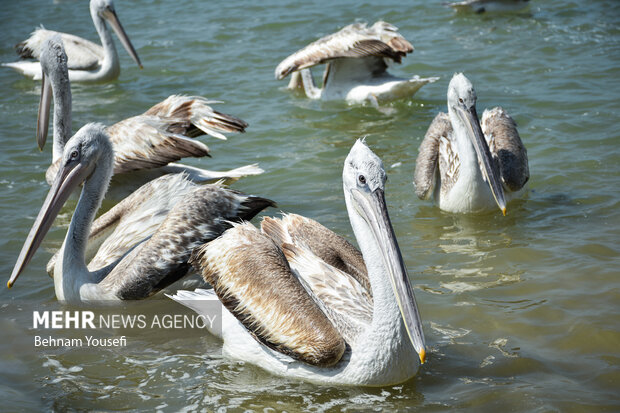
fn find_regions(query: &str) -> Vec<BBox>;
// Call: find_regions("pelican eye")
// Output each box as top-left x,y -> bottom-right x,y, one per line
458,98 -> 464,104
70,150 -> 79,160
358,174 -> 367,185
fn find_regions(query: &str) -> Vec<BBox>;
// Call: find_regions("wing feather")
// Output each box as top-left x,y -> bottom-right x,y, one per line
16,28 -> 102,70
414,112 -> 451,200
144,95 -> 249,140
481,107 -> 529,192
275,21 -> 413,79
46,173 -> 196,276
261,214 -> 370,294
99,186 -> 275,299
45,95 -> 250,182
106,115 -> 212,175
280,242 -> 372,345
190,222 -> 346,367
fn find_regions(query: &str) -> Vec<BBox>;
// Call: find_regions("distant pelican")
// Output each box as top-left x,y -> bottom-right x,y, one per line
170,139 -> 426,386
37,37 -> 261,193
8,124 -> 275,303
275,21 -> 438,105
446,0 -> 531,13
414,73 -> 529,214
3,0 -> 141,82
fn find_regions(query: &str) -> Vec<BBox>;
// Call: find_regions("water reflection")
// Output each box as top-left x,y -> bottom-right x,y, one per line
414,209 -> 526,296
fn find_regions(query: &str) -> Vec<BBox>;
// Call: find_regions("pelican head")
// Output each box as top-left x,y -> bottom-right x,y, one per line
447,73 -> 507,215
343,139 -> 426,364
90,0 -> 142,69
37,36 -> 70,151
8,123 -> 114,289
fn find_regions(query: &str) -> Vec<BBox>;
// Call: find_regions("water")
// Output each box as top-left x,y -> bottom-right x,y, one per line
1,0 -> 619,410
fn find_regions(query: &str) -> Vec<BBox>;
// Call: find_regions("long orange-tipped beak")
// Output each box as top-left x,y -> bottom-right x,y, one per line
351,187 -> 426,366
456,104 -> 507,215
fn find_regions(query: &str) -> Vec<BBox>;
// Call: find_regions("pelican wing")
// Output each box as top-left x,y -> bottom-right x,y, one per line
97,186 -> 275,300
414,112 -> 452,200
144,95 -> 249,140
275,21 -> 413,79
481,107 -> 529,192
45,95 -> 250,182
44,119 -> 211,183
47,173 -> 197,277
17,28 -> 102,70
106,115 -> 212,175
261,214 -> 370,294
190,222 -> 346,367
280,242 -> 372,345
87,174 -> 198,271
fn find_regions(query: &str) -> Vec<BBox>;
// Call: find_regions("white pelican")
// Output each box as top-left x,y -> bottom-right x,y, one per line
37,37 -> 261,193
170,139 -> 426,386
3,0 -> 141,82
7,123 -> 276,303
446,0 -> 531,13
413,73 -> 529,214
275,21 -> 439,105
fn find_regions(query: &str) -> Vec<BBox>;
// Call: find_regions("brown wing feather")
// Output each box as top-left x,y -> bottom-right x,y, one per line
275,21 -> 413,79
99,187 -> 275,300
190,222 -> 345,367
261,214 -> 370,295
45,119 -> 212,184
47,174 -> 197,277
144,95 -> 249,138
106,116 -> 211,175
481,107 -> 529,192
414,112 -> 451,200
46,95 -> 250,182
280,242 -> 372,345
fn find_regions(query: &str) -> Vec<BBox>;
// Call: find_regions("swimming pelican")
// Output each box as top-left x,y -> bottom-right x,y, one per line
275,21 -> 439,105
169,139 -> 426,386
37,37 -> 261,192
413,73 -> 529,214
8,123 -> 275,303
446,0 -> 530,13
3,0 -> 141,82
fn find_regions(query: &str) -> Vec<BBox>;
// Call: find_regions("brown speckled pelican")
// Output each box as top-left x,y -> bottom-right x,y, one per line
446,0 -> 531,13
7,123 -> 275,303
275,21 -> 438,105
3,0 -> 141,82
37,37 -> 261,194
413,73 -> 529,214
170,139 -> 426,386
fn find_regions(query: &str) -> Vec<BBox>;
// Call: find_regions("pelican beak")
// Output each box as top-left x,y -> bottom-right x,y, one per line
457,105 -> 507,215
351,188 -> 427,365
37,71 -> 52,151
8,156 -> 91,289
104,8 -> 142,69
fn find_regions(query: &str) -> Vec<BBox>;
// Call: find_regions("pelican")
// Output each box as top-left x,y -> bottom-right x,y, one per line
37,37 -> 261,193
169,139 -> 426,386
275,21 -> 439,105
8,123 -> 275,303
3,0 -> 141,82
413,73 -> 529,214
446,0 -> 531,13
